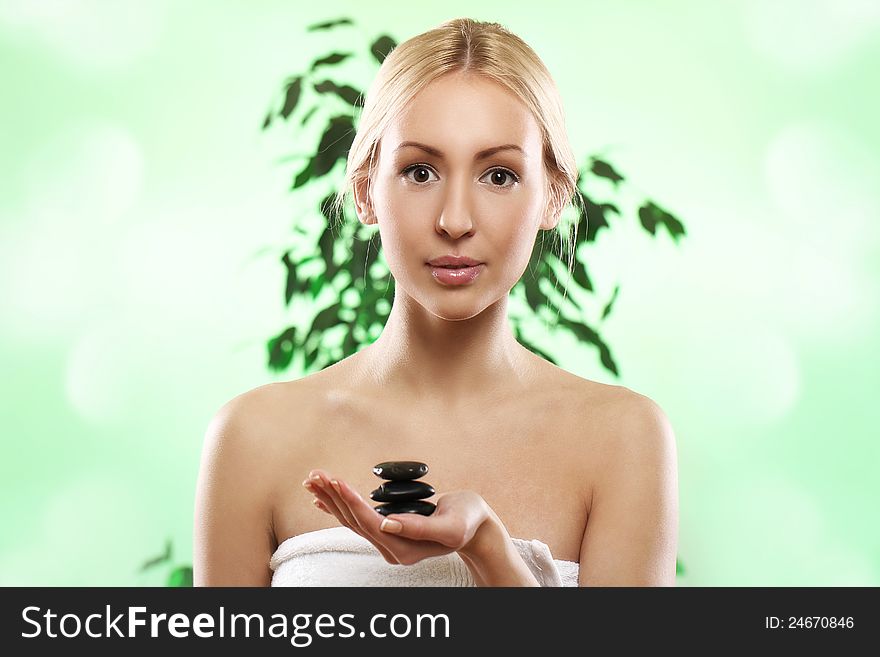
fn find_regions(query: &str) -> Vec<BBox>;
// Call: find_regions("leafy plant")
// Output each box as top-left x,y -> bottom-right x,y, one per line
260,16 -> 686,377
139,538 -> 192,587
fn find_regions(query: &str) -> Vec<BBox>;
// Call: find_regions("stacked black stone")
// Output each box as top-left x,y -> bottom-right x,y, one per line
370,461 -> 436,517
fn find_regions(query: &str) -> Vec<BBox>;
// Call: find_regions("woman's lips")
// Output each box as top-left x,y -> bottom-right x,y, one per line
427,263 -> 485,286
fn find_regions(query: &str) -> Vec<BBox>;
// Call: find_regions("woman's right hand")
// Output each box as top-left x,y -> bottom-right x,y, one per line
303,469 -> 492,566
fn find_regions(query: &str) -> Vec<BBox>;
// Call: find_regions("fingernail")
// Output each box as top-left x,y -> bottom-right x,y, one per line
301,479 -> 311,488
330,479 -> 341,492
309,474 -> 323,487
380,517 -> 402,533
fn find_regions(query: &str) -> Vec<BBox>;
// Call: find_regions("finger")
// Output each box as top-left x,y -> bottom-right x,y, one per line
378,509 -> 464,548
312,470 -> 362,530
330,478 -> 399,563
304,474 -> 356,531
306,474 -> 399,563
304,479 -> 348,525
334,480 -> 450,561
303,475 -> 340,513
334,479 -> 442,548
335,478 -> 391,537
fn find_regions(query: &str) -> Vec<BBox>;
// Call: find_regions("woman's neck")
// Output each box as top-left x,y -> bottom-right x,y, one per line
356,290 -> 537,410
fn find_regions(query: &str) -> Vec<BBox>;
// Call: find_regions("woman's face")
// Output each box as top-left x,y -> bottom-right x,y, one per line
357,72 -> 558,321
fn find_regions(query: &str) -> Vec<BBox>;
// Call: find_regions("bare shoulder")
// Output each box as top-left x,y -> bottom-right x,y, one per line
216,377 -> 320,440
606,386 -> 677,451
193,382 -> 291,586
548,368 -> 676,489
193,376 -> 337,586
539,363 -> 637,426
587,382 -> 678,514
199,383 -> 279,464
572,383 -> 679,585
555,366 -> 673,443
583,380 -> 675,459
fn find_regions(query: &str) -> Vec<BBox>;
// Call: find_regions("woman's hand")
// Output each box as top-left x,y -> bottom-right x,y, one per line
302,469 -> 491,566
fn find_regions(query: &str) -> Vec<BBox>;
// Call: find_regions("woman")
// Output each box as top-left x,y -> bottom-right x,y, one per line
193,17 -> 678,587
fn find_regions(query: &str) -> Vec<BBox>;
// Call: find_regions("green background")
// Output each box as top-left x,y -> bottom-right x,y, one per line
1,0 -> 878,586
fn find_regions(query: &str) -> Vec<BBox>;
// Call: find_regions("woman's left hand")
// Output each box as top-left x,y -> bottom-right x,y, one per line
302,469 -> 492,566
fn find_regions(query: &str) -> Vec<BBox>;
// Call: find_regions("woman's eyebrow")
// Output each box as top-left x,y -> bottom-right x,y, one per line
393,141 -> 526,160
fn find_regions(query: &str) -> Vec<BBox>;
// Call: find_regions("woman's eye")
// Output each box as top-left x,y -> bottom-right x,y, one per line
481,168 -> 519,188
402,165 -> 439,184
401,164 -> 519,188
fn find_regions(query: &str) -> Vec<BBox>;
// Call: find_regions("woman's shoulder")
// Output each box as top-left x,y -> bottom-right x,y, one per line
205,379 -> 318,456
223,370 -> 358,458
535,359 -> 638,412
561,373 -> 675,470
538,364 -> 670,451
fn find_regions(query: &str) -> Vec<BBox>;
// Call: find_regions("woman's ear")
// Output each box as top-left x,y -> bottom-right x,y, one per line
353,176 -> 377,225
542,204 -> 561,231
540,191 -> 562,231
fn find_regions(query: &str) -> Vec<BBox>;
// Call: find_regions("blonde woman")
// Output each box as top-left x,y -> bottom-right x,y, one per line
194,17 -> 678,587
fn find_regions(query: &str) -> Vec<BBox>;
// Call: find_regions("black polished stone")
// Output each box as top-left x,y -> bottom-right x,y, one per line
374,500 -> 436,516
372,461 -> 428,481
370,480 -> 435,503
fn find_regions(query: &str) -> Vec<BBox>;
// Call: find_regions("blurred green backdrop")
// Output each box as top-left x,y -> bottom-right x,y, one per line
1,0 -> 878,586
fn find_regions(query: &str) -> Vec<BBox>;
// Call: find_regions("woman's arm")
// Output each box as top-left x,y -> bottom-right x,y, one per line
577,394 -> 679,586
193,393 -> 277,586
456,507 -> 541,587
306,475 -> 541,585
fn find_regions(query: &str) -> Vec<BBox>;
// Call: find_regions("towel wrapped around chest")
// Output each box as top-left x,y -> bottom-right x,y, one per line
269,526 -> 579,587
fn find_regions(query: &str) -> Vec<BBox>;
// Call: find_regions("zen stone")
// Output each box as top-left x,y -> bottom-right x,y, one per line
370,480 -> 435,503
372,461 -> 428,481
374,500 -> 437,517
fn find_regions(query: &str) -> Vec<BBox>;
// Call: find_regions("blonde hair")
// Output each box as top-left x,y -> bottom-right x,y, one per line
331,17 -> 584,284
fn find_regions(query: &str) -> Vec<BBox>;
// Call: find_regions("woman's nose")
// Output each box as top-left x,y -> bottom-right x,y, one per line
436,181 -> 475,238
437,213 -> 474,239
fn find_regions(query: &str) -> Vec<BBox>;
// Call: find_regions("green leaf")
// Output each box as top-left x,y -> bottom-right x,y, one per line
370,35 -> 396,63
519,272 -> 546,313
300,105 -> 318,127
309,302 -> 342,333
557,317 -> 620,376
138,539 -> 172,572
290,115 -> 356,190
282,251 -> 307,305
518,335 -> 558,365
542,259 -> 583,312
291,159 -> 314,189
313,115 -> 356,178
576,190 -> 621,244
303,342 -> 319,370
571,259 -> 593,292
309,273 -> 326,300
320,192 -> 339,223
167,566 -> 193,588
638,201 -> 687,242
307,18 -> 354,32
280,77 -> 303,119
601,284 -> 620,320
318,226 -> 340,281
310,52 -> 353,71
342,323 -> 359,356
590,157 -> 625,186
349,237 -> 369,285
267,326 -> 298,371
313,79 -> 364,107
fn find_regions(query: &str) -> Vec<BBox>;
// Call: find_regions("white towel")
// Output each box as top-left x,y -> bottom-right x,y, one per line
269,526 -> 579,587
